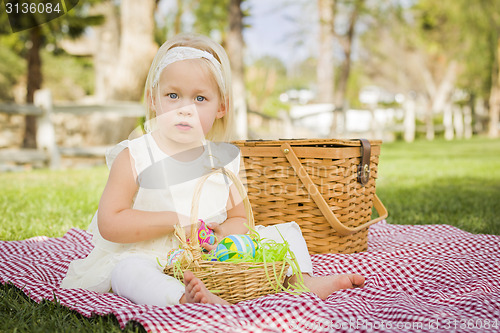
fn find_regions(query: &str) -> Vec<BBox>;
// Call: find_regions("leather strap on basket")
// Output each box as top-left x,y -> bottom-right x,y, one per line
357,139 -> 371,186
280,142 -> 388,236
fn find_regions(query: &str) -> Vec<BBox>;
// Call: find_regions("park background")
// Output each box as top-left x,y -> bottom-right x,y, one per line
0,1 -> 499,331
1,0 -> 499,152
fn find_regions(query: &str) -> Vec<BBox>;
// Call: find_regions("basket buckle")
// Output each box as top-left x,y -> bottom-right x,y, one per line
358,163 -> 370,185
357,139 -> 371,185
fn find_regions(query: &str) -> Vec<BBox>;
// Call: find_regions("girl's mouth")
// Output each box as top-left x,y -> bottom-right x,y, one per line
175,122 -> 192,131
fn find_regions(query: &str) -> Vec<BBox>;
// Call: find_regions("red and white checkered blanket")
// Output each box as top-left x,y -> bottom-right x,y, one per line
1,221 -> 499,333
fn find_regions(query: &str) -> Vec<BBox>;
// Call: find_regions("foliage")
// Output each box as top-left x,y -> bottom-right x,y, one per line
288,56 -> 317,90
0,1 -> 103,103
354,0 -> 500,124
0,15 -> 29,100
356,1 -> 422,94
42,50 -> 95,100
191,0 -> 250,40
412,0 -> 500,98
0,39 -> 95,102
342,62 -> 364,108
0,38 -> 25,101
192,0 -> 230,38
246,55 -> 290,116
0,1 -> 104,53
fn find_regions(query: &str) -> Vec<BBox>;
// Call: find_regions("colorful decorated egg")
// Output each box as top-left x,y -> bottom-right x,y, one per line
166,248 -> 185,266
215,234 -> 259,261
197,219 -> 215,246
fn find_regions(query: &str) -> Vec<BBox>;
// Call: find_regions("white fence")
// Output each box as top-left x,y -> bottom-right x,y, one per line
0,89 -> 144,169
289,102 -> 474,142
1,89 -> 479,170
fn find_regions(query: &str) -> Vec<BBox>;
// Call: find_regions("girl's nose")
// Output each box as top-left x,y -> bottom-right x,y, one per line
177,106 -> 193,117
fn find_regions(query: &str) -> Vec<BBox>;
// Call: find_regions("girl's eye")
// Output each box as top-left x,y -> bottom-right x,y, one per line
167,93 -> 178,99
196,96 -> 206,102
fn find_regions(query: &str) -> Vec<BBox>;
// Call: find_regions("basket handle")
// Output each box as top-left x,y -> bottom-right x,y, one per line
280,143 -> 388,236
186,167 -> 255,244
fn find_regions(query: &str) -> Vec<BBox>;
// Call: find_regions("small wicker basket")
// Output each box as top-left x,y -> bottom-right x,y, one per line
163,167 -> 289,304
232,138 -> 388,254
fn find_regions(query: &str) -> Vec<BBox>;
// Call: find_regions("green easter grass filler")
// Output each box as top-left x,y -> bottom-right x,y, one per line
167,224 -> 309,297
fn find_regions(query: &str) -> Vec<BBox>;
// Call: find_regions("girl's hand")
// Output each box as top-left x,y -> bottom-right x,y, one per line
200,222 -> 223,252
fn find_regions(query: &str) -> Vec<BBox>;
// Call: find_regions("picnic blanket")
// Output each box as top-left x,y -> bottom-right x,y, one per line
1,220 -> 499,333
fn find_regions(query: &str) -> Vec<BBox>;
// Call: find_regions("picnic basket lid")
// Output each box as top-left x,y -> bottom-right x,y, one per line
233,138 -> 382,147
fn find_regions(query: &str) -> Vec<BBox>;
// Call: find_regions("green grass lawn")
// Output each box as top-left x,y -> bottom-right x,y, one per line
376,137 -> 500,235
0,166 -> 107,241
1,136 -> 499,331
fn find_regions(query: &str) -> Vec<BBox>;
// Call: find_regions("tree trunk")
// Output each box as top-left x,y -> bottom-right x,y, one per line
92,0 -> 120,102
432,61 -> 458,113
436,61 -> 458,140
453,105 -> 464,139
422,60 -> 458,140
110,0 -> 157,101
403,98 -> 416,142
463,105 -> 473,139
488,84 -> 500,138
421,67 -> 435,140
23,25 -> 43,148
227,0 -> 247,139
334,0 -> 361,109
443,103 -> 454,140
317,0 -> 336,104
330,0 -> 362,136
488,37 -> 500,138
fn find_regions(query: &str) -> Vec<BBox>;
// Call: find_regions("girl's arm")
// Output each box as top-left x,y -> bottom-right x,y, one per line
97,148 -> 185,243
205,183 -> 249,243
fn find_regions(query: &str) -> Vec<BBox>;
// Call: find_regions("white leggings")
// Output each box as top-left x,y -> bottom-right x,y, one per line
111,256 -> 185,306
111,222 -> 313,306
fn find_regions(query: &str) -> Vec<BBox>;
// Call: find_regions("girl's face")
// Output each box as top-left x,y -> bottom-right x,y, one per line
153,58 -> 225,146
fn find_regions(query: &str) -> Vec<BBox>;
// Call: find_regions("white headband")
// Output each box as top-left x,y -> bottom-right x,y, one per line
152,46 -> 225,91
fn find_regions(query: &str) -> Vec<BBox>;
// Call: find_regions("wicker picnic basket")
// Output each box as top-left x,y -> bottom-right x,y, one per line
163,167 -> 289,304
232,138 -> 388,254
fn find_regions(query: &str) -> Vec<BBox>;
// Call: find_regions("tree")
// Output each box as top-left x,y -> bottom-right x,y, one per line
0,2 -> 103,148
316,0 -> 369,136
357,1 -> 474,139
227,0 -> 248,139
190,0 -> 249,139
91,0 -> 119,102
317,0 -> 336,104
330,0 -> 365,136
334,0 -> 365,105
481,1 -> 500,138
414,0 -> 500,138
0,37 -> 25,101
192,0 -> 230,43
489,37 -> 500,138
246,56 -> 288,116
92,0 -> 158,103
108,0 -> 158,101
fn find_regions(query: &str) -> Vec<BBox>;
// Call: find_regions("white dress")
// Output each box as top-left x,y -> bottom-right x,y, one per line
60,133 -> 241,293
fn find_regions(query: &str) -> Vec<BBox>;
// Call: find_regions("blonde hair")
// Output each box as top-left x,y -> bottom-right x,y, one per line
144,33 -> 234,142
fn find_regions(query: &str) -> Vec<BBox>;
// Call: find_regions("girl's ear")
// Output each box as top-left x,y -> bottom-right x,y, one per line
216,101 -> 226,119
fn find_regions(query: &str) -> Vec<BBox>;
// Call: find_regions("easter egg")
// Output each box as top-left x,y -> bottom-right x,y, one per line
166,248 -> 185,266
215,234 -> 258,262
197,219 -> 215,246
